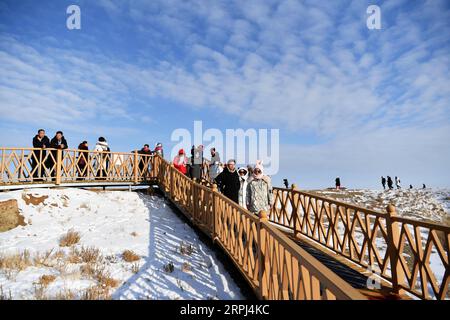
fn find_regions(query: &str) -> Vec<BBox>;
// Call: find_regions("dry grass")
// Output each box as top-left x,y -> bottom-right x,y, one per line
21,193 -> 49,206
54,289 -> 76,300
37,274 -> 57,288
181,262 -> 191,273
0,285 -> 12,300
122,250 -> 140,262
69,246 -> 102,264
131,262 -> 140,274
59,229 -> 80,247
0,250 -> 32,271
180,242 -> 194,256
81,285 -> 112,300
163,262 -> 174,273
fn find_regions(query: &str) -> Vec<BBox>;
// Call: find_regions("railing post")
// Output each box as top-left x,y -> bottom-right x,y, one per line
170,163 -> 175,201
192,178 -> 198,222
291,184 -> 300,238
133,150 -> 139,184
386,204 -> 401,295
55,149 -> 62,185
258,210 -> 268,299
211,183 -> 218,239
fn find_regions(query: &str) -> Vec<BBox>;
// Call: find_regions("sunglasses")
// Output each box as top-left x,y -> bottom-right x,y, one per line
254,169 -> 262,173
239,170 -> 246,174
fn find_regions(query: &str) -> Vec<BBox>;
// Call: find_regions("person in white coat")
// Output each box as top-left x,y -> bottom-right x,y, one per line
237,167 -> 249,209
94,137 -> 110,178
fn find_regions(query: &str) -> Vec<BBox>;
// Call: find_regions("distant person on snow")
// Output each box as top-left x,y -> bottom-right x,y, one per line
215,159 -> 240,203
387,176 -> 394,190
381,176 -> 386,190
173,148 -> 188,175
77,141 -> 89,180
395,176 -> 401,189
283,179 -> 289,189
189,145 -> 204,180
335,177 -> 341,190
32,129 -> 50,180
94,137 -> 110,178
423,183 -> 426,189
246,160 -> 273,215
409,184 -> 413,189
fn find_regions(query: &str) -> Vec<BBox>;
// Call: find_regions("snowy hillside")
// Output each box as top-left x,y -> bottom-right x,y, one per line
310,188 -> 450,226
0,188 -> 245,300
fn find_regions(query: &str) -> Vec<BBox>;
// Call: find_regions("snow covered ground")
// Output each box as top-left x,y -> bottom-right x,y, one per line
311,188 -> 450,226
0,188 -> 245,300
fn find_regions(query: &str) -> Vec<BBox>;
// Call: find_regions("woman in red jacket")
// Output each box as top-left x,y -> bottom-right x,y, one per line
173,149 -> 188,175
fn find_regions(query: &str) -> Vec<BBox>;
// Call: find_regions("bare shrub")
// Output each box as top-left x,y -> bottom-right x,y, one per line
122,250 -> 140,262
37,274 -> 57,287
0,250 -> 32,271
59,229 -> 80,247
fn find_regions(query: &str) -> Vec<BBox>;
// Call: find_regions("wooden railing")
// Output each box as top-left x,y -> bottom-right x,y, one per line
270,187 -> 450,300
152,155 -> 366,300
0,147 -> 154,185
3,147 -> 448,299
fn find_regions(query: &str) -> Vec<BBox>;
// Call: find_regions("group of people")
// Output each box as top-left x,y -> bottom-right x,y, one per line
172,146 -> 273,215
381,176 -> 427,190
31,129 -> 164,180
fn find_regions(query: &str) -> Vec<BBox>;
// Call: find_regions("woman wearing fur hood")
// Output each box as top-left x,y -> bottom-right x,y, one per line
237,167 -> 249,209
246,160 -> 273,215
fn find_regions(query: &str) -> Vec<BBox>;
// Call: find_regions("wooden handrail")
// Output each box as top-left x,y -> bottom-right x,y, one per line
2,147 -> 448,299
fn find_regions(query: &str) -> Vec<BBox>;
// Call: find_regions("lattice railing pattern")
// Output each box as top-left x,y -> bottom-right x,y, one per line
270,187 -> 450,300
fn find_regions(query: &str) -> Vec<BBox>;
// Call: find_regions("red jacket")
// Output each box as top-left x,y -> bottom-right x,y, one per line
173,154 -> 188,174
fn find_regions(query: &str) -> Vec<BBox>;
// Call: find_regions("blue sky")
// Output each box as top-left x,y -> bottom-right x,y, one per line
0,0 -> 449,189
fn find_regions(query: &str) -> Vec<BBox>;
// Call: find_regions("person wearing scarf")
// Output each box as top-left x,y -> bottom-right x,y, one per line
246,160 -> 273,215
173,148 -> 188,175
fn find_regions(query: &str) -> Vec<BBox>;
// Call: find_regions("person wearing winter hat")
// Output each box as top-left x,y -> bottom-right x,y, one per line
237,167 -> 249,209
214,159 -> 240,203
246,160 -> 273,215
94,137 -> 110,179
154,142 -> 164,158
173,148 -> 188,175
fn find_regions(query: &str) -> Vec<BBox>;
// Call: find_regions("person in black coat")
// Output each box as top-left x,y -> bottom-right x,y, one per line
138,144 -> 152,178
31,129 -> 50,180
381,176 -> 386,190
214,159 -> 240,203
46,131 -> 68,178
335,177 -> 341,190
387,176 -> 394,190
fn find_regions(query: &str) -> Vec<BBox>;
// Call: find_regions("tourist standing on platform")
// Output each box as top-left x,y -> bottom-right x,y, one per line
32,129 -> 50,180
237,167 -> 249,209
77,141 -> 89,180
246,160 -> 273,215
189,145 -> 203,180
173,148 -> 188,175
154,142 -> 164,158
47,131 -> 68,179
214,159 -> 240,203
208,148 -> 221,183
94,137 -> 110,179
138,144 -> 152,178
